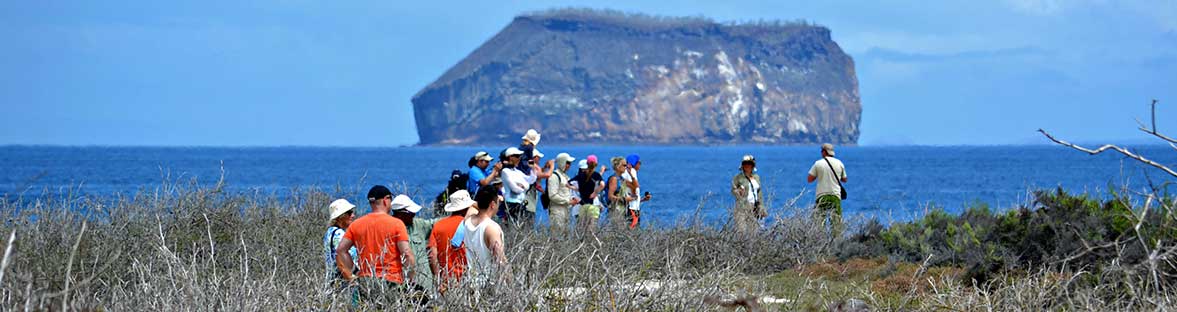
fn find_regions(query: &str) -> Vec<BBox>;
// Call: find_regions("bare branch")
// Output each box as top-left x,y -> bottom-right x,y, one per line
1136,100 -> 1176,144
1038,129 -> 1177,178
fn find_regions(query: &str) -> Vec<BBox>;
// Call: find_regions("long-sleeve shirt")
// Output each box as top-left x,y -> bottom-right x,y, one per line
731,172 -> 763,205
501,167 -> 528,204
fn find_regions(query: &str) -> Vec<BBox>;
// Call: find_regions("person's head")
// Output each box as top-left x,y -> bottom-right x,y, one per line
521,129 -> 541,146
367,185 -> 394,213
473,151 -> 493,169
328,199 -> 356,228
474,186 -> 501,216
577,159 -> 589,174
505,147 -> 524,166
532,149 -> 545,165
556,153 -> 575,171
821,143 -> 836,157
443,190 -> 476,216
610,156 -> 626,173
390,194 -> 422,225
586,155 -> 598,172
626,154 -> 641,170
740,154 -> 756,174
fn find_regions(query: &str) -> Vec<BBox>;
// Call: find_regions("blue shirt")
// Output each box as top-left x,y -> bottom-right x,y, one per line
467,165 -> 491,194
322,226 -> 357,280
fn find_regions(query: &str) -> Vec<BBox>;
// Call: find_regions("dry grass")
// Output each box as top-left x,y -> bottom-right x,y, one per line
0,179 -> 1174,310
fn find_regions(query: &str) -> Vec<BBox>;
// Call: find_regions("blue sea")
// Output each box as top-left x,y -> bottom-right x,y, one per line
2,145 -> 1174,225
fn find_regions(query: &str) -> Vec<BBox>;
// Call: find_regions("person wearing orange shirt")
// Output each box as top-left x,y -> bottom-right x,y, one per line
335,185 -> 416,303
428,189 -> 477,294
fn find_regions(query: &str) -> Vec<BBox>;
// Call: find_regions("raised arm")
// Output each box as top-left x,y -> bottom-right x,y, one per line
479,163 -> 502,186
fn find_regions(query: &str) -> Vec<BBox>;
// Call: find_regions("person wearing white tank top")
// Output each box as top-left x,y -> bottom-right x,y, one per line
463,187 -> 508,284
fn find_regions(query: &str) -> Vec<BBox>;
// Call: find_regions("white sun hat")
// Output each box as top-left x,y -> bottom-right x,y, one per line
578,159 -> 589,169
328,199 -> 356,221
505,147 -> 524,157
390,194 -> 422,213
522,129 -> 541,145
533,148 -> 545,158
443,190 -> 476,212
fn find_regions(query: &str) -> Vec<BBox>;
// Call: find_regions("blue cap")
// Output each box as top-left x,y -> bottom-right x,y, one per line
626,154 -> 640,167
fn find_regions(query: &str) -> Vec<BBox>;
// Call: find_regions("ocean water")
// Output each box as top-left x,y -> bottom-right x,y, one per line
1,145 -> 1174,225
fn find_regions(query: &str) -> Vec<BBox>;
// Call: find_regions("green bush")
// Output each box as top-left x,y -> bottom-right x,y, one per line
842,188 -> 1177,286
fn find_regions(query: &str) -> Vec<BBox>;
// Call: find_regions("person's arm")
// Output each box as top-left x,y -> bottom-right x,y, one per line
504,170 -> 527,194
397,240 -> 416,285
807,162 -> 818,183
840,165 -> 848,183
536,160 -> 553,177
335,238 -> 357,281
623,172 -> 638,192
630,170 -> 641,190
484,223 -> 508,269
427,242 -> 440,284
479,164 -> 500,186
591,177 -> 605,200
731,174 -> 745,198
606,176 -> 619,202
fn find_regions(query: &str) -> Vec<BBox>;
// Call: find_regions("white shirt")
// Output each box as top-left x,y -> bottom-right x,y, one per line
808,157 -> 847,197
501,167 -> 528,204
462,217 -> 501,283
745,178 -> 760,204
621,168 -> 640,211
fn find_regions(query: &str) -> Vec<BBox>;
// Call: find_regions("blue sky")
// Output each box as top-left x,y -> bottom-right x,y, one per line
1,0 -> 1174,146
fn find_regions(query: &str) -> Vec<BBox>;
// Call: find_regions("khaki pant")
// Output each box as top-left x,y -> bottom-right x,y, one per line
733,201 -> 759,234
815,194 -> 844,237
548,203 -> 571,235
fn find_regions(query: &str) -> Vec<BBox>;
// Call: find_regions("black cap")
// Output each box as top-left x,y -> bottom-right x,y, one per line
367,185 -> 392,202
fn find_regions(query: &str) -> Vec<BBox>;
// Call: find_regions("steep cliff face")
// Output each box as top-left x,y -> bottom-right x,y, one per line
412,10 -> 860,145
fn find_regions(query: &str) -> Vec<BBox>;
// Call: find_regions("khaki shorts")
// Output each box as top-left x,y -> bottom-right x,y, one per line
579,204 -> 600,220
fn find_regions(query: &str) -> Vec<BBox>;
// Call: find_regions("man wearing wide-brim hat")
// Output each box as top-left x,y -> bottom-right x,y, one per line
428,190 -> 477,293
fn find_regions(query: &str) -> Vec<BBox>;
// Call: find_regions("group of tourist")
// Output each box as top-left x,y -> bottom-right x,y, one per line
461,129 -> 652,233
320,128 -> 849,304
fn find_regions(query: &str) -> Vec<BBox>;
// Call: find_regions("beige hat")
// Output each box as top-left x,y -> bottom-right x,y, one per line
821,143 -> 836,156
443,190 -> 476,212
522,129 -> 541,145
474,151 -> 493,162
555,152 -> 575,166
390,194 -> 422,213
328,199 -> 356,221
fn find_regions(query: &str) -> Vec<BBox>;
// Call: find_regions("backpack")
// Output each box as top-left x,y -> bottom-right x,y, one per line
434,170 -> 470,210
541,173 -> 558,209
